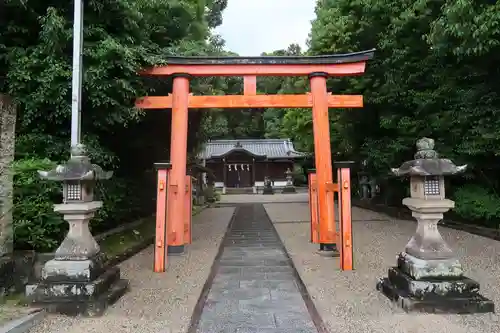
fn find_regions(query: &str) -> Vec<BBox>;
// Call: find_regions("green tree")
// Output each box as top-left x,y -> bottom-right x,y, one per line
0,0 -> 231,250
278,0 -> 500,222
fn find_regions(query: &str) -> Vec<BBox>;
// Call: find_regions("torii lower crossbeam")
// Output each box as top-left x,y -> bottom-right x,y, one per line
135,94 -> 363,109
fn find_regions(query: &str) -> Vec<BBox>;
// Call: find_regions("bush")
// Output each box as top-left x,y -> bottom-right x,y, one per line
91,177 -> 151,234
12,158 -> 154,252
204,186 -> 216,203
12,158 -> 65,252
452,185 -> 500,228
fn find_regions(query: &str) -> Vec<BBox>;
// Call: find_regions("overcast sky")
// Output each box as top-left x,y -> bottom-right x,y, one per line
215,0 -> 316,56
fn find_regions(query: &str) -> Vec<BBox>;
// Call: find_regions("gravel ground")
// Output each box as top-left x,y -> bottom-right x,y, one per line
28,206 -> 235,333
0,306 -> 38,326
265,202 -> 500,333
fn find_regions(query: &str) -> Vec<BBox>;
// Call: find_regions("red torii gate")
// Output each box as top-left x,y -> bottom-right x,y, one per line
135,50 -> 375,272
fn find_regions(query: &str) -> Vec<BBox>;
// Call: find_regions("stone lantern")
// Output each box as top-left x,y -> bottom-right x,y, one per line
377,137 -> 494,313
26,144 -> 128,316
282,167 -> 296,193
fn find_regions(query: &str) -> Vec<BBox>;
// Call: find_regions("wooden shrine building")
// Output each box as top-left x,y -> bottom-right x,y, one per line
198,139 -> 307,193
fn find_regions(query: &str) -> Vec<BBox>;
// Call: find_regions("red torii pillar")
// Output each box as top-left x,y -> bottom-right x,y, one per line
310,73 -> 337,251
167,74 -> 190,254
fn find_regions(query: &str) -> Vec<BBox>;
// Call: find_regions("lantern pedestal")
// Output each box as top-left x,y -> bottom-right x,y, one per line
262,187 -> 274,194
377,198 -> 494,313
281,185 -> 296,194
26,201 -> 129,316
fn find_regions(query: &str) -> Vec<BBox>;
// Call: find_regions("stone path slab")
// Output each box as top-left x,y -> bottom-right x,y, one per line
28,207 -> 235,333
193,204 -> 318,333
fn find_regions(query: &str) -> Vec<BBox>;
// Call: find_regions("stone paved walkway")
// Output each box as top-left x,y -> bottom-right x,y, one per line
194,204 -> 318,333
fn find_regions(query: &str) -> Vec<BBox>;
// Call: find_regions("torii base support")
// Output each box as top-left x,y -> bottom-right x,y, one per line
317,243 -> 339,257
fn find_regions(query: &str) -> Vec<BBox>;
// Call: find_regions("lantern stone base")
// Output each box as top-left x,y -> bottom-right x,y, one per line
262,187 -> 274,195
377,253 -> 494,313
281,186 -> 296,194
397,252 -> 463,280
26,255 -> 129,316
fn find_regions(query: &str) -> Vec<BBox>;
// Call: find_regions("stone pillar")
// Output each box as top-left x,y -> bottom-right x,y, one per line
252,158 -> 257,194
26,144 -> 129,316
0,94 -> 16,294
377,137 -> 494,313
282,167 -> 296,193
222,158 -> 227,194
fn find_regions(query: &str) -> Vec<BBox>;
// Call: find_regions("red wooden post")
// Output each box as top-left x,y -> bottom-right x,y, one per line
184,175 -> 192,245
310,73 -> 337,251
153,163 -> 171,272
167,74 -> 190,254
308,172 -> 319,243
335,161 -> 354,271
243,76 -> 257,95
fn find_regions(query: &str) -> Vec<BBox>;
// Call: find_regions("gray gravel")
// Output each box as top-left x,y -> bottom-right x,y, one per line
28,207 -> 235,333
265,200 -> 500,333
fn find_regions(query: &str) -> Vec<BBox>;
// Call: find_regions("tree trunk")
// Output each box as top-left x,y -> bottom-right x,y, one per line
0,94 -> 16,255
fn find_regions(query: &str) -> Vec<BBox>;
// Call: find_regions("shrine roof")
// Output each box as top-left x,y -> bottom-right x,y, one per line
161,49 -> 375,66
199,139 -> 307,160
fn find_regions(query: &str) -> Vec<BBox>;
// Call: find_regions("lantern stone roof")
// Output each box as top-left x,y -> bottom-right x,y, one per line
391,137 -> 467,177
198,139 -> 307,160
37,144 -> 113,181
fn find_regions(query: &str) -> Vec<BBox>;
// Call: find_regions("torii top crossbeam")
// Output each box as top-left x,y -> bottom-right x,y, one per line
140,49 -> 375,77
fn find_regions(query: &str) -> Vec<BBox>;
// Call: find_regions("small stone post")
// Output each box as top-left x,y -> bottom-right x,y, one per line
377,137 -> 494,313
262,176 -> 274,195
0,94 -> 16,295
282,168 -> 296,193
26,144 -> 129,316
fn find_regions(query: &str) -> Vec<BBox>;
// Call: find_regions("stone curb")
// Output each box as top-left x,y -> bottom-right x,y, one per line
94,217 -> 152,242
104,236 -> 155,267
352,199 -> 500,242
0,309 -> 45,333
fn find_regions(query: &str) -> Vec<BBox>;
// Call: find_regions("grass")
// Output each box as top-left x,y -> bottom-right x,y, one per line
99,217 -> 155,259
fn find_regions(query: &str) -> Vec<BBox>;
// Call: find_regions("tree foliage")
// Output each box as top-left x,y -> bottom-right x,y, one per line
293,0 -> 500,223
0,0 -> 230,250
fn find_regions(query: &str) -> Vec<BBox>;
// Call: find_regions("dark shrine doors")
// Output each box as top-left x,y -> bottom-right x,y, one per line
227,163 -> 252,187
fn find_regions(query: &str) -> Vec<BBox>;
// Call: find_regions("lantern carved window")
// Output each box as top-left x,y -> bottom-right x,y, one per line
423,176 -> 440,196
